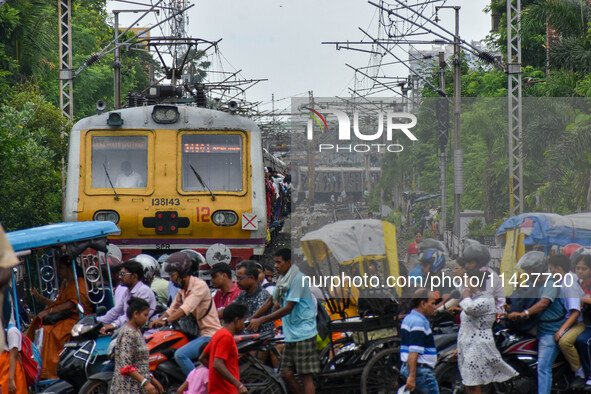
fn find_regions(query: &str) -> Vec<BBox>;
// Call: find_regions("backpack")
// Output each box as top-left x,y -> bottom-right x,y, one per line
20,333 -> 41,387
316,301 -> 330,340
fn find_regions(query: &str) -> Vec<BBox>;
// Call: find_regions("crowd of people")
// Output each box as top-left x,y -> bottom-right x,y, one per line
6,220 -> 591,394
399,240 -> 591,394
264,168 -> 293,227
103,247 -> 319,394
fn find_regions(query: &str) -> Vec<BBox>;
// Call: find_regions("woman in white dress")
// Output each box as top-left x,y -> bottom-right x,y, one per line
457,269 -> 517,394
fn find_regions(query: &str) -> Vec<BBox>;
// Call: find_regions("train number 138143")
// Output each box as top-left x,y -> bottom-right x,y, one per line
151,198 -> 180,206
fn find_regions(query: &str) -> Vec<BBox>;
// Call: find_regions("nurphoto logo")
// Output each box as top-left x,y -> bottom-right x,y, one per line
303,107 -> 418,153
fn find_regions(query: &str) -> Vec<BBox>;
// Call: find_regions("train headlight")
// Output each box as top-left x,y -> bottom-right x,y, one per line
212,210 -> 238,226
151,105 -> 179,124
94,210 -> 120,224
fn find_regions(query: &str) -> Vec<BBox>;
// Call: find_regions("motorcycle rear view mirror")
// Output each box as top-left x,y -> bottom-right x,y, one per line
96,306 -> 107,316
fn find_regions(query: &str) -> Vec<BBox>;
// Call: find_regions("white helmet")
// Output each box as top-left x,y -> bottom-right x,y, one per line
157,254 -> 170,278
133,254 -> 159,283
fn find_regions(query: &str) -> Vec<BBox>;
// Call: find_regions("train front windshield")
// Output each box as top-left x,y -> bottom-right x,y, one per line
91,135 -> 148,189
181,133 -> 243,192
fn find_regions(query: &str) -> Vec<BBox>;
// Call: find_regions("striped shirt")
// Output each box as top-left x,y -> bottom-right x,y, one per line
400,309 -> 437,368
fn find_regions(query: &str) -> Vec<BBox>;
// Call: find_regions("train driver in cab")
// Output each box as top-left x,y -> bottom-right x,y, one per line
115,160 -> 143,188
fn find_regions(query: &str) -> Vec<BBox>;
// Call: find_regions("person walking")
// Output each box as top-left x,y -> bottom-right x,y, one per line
457,269 -> 517,394
110,297 -> 163,394
247,248 -> 320,394
400,288 -> 439,394
199,303 -> 248,394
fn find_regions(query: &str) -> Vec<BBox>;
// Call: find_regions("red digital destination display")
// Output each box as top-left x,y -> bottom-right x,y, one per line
183,143 -> 241,153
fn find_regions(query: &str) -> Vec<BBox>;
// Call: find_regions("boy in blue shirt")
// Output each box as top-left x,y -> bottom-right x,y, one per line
400,288 -> 439,394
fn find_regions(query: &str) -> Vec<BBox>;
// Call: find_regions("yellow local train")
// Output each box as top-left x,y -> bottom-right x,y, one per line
64,104 -> 269,264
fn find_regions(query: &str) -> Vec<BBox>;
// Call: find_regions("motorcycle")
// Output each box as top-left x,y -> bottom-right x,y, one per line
80,327 -> 286,394
40,306 -> 110,394
435,320 -> 576,394
79,322 -> 191,394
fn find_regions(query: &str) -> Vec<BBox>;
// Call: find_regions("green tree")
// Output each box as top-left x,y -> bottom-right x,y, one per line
0,86 -> 64,231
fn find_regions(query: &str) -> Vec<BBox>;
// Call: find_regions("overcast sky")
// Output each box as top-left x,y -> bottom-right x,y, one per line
108,0 -> 493,112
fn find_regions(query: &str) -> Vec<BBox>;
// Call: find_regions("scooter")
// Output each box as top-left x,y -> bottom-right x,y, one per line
40,306 -> 110,394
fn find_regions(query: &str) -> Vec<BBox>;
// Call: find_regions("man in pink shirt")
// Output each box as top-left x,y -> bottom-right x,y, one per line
211,263 -> 241,318
150,251 -> 222,377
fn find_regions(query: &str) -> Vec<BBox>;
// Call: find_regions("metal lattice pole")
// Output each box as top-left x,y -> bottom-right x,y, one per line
58,0 -> 73,119
507,0 -> 523,216
58,0 -> 73,211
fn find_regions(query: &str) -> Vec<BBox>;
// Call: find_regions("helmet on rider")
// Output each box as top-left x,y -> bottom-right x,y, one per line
157,254 -> 170,278
100,253 -> 123,282
164,251 -> 195,279
133,254 -> 159,284
570,246 -> 591,267
516,251 -> 547,273
179,249 -> 206,276
563,243 -> 583,258
100,253 -> 123,268
458,239 -> 490,270
419,249 -> 446,273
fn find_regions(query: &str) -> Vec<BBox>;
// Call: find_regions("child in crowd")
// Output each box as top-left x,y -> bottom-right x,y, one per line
177,365 -> 208,394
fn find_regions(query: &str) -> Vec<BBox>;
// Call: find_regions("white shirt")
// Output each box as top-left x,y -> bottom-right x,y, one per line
5,327 -> 21,351
115,171 -> 143,188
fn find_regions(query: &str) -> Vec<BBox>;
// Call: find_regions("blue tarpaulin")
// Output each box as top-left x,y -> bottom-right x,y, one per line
495,212 -> 591,247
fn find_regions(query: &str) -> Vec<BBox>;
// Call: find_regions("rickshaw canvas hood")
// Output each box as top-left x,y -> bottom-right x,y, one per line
300,219 -> 400,295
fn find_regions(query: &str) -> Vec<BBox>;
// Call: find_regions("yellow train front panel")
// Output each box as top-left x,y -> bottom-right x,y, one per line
64,105 -> 267,263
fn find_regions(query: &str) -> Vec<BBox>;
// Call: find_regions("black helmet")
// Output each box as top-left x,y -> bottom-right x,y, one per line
570,246 -> 591,267
179,249 -> 206,276
458,239 -> 490,268
164,251 -> 194,278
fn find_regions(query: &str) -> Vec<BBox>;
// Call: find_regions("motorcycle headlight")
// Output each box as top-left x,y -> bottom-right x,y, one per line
71,322 -> 95,337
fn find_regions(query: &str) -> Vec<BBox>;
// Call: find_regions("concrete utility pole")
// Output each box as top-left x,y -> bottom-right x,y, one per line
438,51 -> 447,236
507,0 -> 523,216
435,5 -> 462,238
452,6 -> 463,239
307,91 -> 316,206
113,11 -> 121,109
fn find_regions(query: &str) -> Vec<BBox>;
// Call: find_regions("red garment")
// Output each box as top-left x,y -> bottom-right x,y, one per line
407,241 -> 418,255
213,282 -> 242,309
204,328 -> 239,394
581,278 -> 591,296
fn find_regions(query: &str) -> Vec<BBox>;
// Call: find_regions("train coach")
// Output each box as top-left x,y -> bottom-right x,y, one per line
63,104 -> 268,264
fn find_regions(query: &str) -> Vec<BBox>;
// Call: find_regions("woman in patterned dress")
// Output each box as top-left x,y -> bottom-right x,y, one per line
457,269 -> 517,394
110,297 -> 164,394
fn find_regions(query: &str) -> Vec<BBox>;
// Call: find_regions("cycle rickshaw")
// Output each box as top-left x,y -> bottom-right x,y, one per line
300,219 -> 404,394
6,221 -> 120,392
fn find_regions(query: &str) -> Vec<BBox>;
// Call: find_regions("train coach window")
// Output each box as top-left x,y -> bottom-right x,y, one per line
91,135 -> 148,189
181,133 -> 243,192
